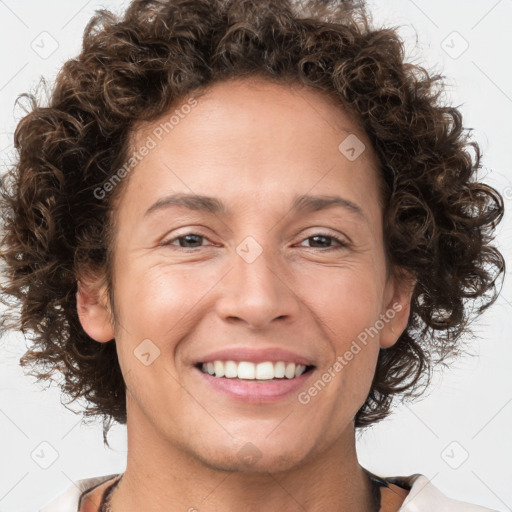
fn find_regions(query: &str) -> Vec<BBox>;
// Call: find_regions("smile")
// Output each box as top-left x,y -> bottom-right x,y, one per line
194,361 -> 316,403
198,360 -> 315,380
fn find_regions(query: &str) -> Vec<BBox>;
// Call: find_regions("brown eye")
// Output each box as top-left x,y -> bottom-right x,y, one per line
161,233 -> 210,249
298,233 -> 349,251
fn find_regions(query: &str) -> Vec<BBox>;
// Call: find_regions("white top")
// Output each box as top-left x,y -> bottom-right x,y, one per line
39,473 -> 498,511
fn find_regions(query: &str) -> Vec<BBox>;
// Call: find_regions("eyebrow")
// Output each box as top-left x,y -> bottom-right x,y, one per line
144,192 -> 367,222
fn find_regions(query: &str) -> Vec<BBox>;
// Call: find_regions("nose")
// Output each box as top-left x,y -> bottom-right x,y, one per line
214,242 -> 301,330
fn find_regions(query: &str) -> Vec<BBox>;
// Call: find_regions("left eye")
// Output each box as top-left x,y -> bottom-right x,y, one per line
161,232 -> 348,251
298,233 -> 349,250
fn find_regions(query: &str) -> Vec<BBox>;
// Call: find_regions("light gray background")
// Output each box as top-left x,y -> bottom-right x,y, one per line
0,0 -> 511,510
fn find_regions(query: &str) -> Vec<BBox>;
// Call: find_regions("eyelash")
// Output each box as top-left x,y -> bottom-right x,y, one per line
160,231 -> 349,252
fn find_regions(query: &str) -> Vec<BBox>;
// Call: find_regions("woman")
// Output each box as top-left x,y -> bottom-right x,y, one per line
0,0 -> 505,510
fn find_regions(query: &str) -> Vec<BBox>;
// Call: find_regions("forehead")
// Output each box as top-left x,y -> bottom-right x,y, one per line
135,76 -> 370,149
120,77 -> 382,223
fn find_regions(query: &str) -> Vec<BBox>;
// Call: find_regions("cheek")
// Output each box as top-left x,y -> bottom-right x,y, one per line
304,266 -> 382,391
303,264 -> 383,342
112,258 -> 218,348
111,261 -> 212,399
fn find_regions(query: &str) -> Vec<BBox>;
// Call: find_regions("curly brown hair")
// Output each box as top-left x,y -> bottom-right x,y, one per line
0,0 -> 505,442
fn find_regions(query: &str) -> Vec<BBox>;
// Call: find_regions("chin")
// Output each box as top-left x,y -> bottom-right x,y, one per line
198,451 -> 306,475
190,436 -> 310,475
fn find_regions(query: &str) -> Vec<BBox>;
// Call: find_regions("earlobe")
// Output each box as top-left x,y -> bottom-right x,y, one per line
76,278 -> 115,343
379,269 -> 416,349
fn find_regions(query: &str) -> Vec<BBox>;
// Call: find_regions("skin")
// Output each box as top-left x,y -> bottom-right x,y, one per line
77,77 -> 415,512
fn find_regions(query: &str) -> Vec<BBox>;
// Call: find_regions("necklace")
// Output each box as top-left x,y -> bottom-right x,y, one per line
99,470 -> 383,511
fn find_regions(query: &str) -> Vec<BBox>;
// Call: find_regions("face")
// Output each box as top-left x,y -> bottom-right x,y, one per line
78,77 -> 413,474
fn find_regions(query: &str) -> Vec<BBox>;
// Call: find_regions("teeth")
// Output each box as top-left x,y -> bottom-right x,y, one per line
274,361 -> 285,378
224,360 -> 238,378
238,361 -> 255,379
200,360 -> 309,380
255,361 -> 273,380
213,360 -> 224,378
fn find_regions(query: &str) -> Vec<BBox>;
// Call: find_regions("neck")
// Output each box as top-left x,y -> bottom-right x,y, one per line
109,402 -> 377,512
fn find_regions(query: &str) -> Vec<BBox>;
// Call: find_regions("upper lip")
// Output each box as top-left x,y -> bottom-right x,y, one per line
194,347 -> 315,367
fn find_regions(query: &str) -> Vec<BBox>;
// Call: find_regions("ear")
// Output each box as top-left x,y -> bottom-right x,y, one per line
379,267 -> 416,349
76,275 -> 115,343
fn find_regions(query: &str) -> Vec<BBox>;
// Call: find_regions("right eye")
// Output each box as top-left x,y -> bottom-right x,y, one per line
160,232 -> 212,250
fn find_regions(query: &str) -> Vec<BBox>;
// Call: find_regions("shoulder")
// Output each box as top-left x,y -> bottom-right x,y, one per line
39,474 -> 120,512
39,472 -> 498,512
384,474 -> 498,511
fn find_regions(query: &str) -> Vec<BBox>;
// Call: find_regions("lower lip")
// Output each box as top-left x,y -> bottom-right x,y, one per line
194,366 -> 315,403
